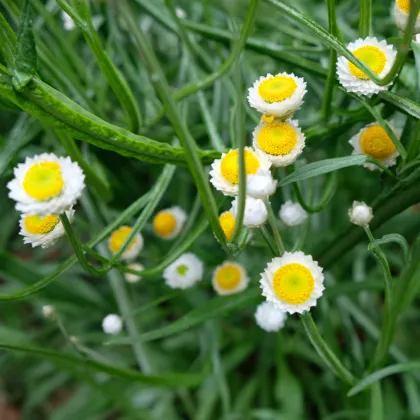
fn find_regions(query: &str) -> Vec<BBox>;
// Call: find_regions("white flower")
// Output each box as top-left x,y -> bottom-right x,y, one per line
246,169 -> 277,198
336,37 -> 396,96
219,210 -> 236,241
252,119 -> 305,167
124,263 -> 144,283
153,206 -> 186,239
279,201 -> 307,227
254,302 -> 287,332
102,314 -> 123,335
248,73 -> 307,119
7,153 -> 85,216
18,207 -> 74,249
212,261 -> 249,296
62,11 -> 75,31
210,147 -> 271,196
350,122 -> 400,171
42,305 -> 56,320
163,253 -> 204,289
260,251 -> 324,314
394,0 -> 420,33
348,201 -> 373,227
175,7 -> 186,19
108,226 -> 143,261
231,196 -> 268,228
414,34 -> 420,45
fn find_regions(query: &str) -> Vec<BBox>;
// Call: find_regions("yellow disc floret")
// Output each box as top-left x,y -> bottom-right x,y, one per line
220,150 -> 260,184
24,214 -> 60,235
360,125 -> 396,159
258,75 -> 298,103
348,46 -> 387,80
215,264 -> 242,290
176,264 -> 189,275
261,115 -> 275,123
219,212 -> 236,241
273,263 -> 314,304
153,211 -> 177,237
397,0 -> 419,13
23,162 -> 64,201
109,226 -> 138,253
257,122 -> 298,156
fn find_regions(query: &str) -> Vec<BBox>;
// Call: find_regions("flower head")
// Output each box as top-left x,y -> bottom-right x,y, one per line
212,261 -> 248,295
219,211 -> 236,241
7,153 -> 85,216
102,314 -> 123,335
163,253 -> 203,289
394,0 -> 420,33
231,196 -> 268,228
336,37 -> 396,96
260,251 -> 324,314
348,201 -> 373,227
350,123 -> 399,170
254,302 -> 287,332
279,201 -> 307,227
19,207 -> 74,249
210,147 -> 271,196
253,119 -> 305,167
124,263 -> 144,283
246,169 -> 277,198
42,305 -> 56,320
62,11 -> 75,31
248,73 -> 307,119
153,206 -> 186,240
108,226 -> 143,261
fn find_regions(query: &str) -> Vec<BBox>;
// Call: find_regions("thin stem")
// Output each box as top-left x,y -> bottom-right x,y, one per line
300,312 -> 356,385
259,226 -> 278,256
407,119 -> 420,161
264,199 -> 285,256
359,0 -> 371,38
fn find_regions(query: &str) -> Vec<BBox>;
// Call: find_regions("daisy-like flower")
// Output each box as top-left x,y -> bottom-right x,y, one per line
348,201 -> 373,227
248,73 -> 307,119
219,211 -> 236,241
231,196 -> 268,228
108,226 -> 143,261
254,302 -> 287,332
153,206 -> 186,240
7,153 -> 85,216
252,119 -> 305,167
350,123 -> 399,170
18,207 -> 74,249
124,263 -> 144,283
279,201 -> 307,227
102,314 -> 123,335
42,305 -> 56,320
210,147 -> 271,196
336,37 -> 397,96
62,11 -> 75,31
163,253 -> 203,289
212,261 -> 249,296
260,251 -> 324,314
394,0 -> 420,33
246,169 -> 277,199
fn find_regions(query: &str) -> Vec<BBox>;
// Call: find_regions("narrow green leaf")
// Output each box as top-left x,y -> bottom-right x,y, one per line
380,91 -> 420,120
108,288 -> 260,345
0,343 -> 208,388
12,0 -> 37,91
369,383 -> 384,420
368,233 -> 410,263
279,155 -> 366,187
0,12 -> 17,67
359,0 -> 371,38
348,362 -> 420,397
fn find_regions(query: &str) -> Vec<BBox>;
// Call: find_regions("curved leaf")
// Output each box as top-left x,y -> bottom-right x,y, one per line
368,233 -> 410,263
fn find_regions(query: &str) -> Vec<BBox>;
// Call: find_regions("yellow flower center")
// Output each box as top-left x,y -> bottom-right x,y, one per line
348,46 -> 387,80
220,150 -> 260,184
360,125 -> 396,159
216,265 -> 242,290
257,122 -> 298,156
109,226 -> 138,253
258,75 -> 298,103
176,264 -> 189,275
153,211 -> 177,237
23,161 -> 64,201
219,212 -> 236,241
397,0 -> 419,13
261,115 -> 275,123
273,263 -> 314,305
24,214 -> 60,235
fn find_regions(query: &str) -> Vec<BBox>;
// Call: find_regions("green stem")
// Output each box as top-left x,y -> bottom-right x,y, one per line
359,0 -> 371,38
264,199 -> 285,256
407,119 -> 420,161
259,226 -> 278,256
300,312 -> 356,385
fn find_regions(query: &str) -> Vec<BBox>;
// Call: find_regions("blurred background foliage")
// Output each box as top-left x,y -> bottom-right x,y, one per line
0,0 -> 420,418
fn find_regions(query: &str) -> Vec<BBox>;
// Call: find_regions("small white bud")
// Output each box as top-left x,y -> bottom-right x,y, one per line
175,8 -> 186,19
246,169 -> 277,199
42,305 -> 56,320
124,263 -> 144,283
279,201 -> 307,226
231,196 -> 268,228
255,302 -> 287,332
102,314 -> 123,335
348,201 -> 373,227
62,11 -> 75,31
